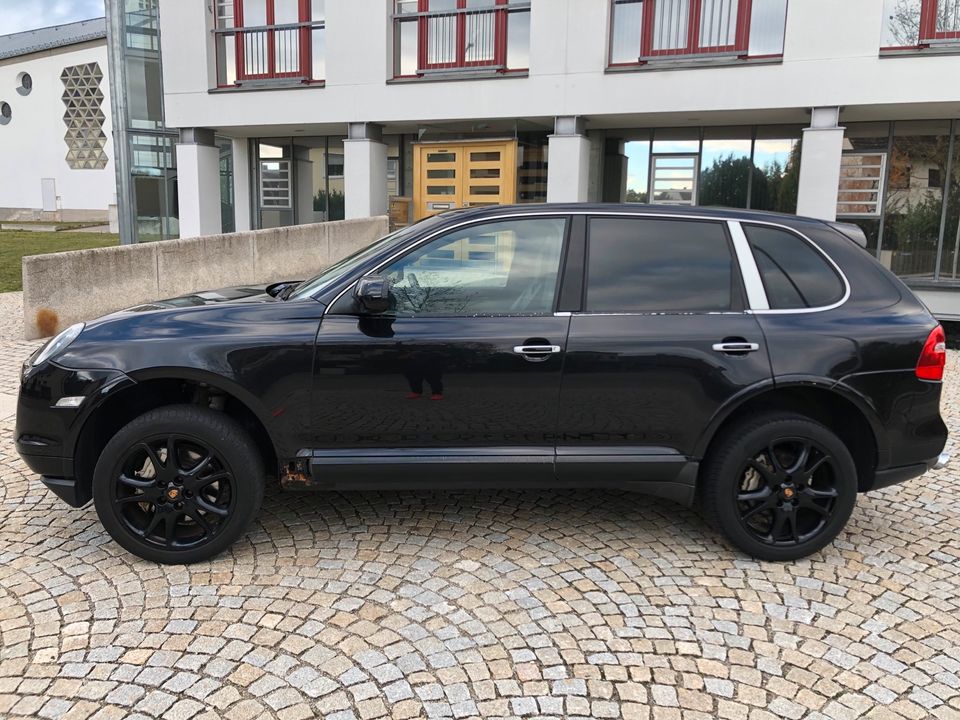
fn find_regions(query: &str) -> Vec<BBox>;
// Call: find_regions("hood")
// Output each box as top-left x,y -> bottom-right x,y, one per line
123,282 -> 300,312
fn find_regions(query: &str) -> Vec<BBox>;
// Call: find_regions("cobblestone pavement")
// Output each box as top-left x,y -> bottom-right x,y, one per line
1,290 -> 959,720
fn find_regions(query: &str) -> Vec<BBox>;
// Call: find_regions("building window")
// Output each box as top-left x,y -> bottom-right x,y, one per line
882,0 -> 960,49
16,72 -> 32,96
215,0 -> 326,87
837,152 -> 887,218
393,0 -> 530,78
0,102 -> 10,126
609,0 -> 787,67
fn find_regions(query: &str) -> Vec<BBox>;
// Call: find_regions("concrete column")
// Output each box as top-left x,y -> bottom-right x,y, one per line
796,107 -> 845,221
547,117 -> 591,203
602,138 -> 628,203
232,138 -> 252,232
176,128 -> 222,238
344,122 -> 388,219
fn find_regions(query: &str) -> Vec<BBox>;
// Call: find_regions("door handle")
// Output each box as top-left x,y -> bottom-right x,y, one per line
513,345 -> 561,362
712,341 -> 760,354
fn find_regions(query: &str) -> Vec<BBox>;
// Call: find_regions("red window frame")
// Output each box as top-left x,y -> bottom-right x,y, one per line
417,0 -> 510,72
921,0 -> 960,41
640,0 -> 752,59
234,0 -> 312,81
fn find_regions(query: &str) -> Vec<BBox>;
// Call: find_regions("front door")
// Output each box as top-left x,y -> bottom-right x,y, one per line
557,215 -> 773,501
414,140 -> 518,220
310,215 -> 570,486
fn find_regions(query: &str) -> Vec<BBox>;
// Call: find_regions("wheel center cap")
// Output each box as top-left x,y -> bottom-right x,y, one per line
166,487 -> 181,501
781,485 -> 796,499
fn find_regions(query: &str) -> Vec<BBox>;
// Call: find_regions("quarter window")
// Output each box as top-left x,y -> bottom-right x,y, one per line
744,225 -> 845,309
380,218 -> 566,316
586,217 -> 734,313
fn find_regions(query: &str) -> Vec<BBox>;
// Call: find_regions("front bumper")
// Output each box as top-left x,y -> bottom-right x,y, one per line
869,451 -> 950,492
16,363 -> 133,508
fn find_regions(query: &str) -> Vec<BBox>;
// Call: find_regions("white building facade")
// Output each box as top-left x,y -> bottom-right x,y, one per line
155,0 -> 960,314
0,20 -> 116,222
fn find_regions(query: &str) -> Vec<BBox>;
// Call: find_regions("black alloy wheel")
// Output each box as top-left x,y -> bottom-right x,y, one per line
112,434 -> 234,550
700,413 -> 858,561
94,405 -> 264,564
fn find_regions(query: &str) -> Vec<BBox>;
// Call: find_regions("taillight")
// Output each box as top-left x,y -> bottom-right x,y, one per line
916,325 -> 947,381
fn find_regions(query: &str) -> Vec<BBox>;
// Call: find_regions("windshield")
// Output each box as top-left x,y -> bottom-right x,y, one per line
288,216 -> 444,300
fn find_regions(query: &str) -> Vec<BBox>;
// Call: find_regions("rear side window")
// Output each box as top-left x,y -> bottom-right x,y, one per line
744,225 -> 845,309
586,217 -> 734,313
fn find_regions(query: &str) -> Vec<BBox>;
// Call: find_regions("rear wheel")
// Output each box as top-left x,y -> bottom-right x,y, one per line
93,405 -> 264,564
700,413 -> 858,561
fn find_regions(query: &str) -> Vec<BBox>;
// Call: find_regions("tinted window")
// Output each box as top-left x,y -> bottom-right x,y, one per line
380,218 -> 566,316
586,217 -> 734,312
744,225 -> 845,309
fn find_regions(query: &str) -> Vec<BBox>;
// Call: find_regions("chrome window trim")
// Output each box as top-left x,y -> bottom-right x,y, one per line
322,210 -> 851,317
727,221 -> 769,311
736,219 -> 852,315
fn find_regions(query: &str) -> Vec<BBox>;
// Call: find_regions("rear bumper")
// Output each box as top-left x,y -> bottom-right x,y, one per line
868,451 -> 950,492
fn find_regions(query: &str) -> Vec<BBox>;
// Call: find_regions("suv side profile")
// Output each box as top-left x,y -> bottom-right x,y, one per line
16,204 -> 949,564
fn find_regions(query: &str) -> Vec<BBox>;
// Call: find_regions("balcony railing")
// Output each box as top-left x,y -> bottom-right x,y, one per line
610,0 -> 787,66
215,18 -> 325,86
393,0 -> 530,78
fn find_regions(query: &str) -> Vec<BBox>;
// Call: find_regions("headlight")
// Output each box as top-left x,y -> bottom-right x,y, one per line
33,323 -> 84,367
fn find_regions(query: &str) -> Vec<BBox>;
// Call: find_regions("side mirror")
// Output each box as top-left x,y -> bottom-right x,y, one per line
355,275 -> 392,314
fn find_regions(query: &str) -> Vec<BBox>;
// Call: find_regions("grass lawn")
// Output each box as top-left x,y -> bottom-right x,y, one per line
0,230 -> 119,293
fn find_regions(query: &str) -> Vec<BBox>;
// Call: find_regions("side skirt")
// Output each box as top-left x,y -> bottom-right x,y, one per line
281,447 -> 699,506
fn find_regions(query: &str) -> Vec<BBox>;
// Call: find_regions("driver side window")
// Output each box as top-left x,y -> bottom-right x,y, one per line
380,217 -> 567,316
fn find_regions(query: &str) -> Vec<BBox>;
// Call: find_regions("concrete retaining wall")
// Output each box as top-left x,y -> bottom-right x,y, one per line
22,216 -> 389,339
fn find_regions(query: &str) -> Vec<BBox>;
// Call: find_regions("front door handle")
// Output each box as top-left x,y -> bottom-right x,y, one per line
712,341 -> 760,354
513,344 -> 561,362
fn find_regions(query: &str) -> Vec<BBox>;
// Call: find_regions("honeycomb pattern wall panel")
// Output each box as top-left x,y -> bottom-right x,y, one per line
61,62 -> 108,170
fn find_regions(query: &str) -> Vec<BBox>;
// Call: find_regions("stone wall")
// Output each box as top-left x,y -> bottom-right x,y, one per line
22,217 -> 389,339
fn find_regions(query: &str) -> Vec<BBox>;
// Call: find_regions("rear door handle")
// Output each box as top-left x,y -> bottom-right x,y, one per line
712,342 -> 760,354
513,345 -> 562,362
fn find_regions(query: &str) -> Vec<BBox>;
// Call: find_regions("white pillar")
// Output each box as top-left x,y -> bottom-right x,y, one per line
344,122 -> 388,219
547,117 -> 591,203
796,107 -> 845,221
175,128 -> 222,238
232,137 -> 252,232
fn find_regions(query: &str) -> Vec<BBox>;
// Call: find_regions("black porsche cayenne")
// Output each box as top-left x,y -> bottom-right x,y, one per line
16,204 -> 949,564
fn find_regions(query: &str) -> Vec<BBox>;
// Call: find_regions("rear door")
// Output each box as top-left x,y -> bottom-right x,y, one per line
556,215 -> 773,500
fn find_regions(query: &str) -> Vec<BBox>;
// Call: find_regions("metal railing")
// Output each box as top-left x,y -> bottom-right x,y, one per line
215,19 -> 325,86
638,0 -> 751,61
393,1 -> 530,76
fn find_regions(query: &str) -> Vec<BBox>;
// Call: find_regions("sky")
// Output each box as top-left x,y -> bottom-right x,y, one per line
0,0 -> 105,35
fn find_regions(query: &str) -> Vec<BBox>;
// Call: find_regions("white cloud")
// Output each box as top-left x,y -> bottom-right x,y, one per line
0,0 -> 105,34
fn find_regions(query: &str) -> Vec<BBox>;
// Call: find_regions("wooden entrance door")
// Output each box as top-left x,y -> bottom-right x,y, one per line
414,140 -> 517,220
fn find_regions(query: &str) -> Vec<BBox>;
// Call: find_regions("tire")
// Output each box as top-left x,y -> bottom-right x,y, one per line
700,413 -> 858,561
93,404 -> 264,564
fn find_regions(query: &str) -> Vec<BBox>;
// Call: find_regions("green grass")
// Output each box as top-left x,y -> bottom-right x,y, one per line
0,230 -> 120,293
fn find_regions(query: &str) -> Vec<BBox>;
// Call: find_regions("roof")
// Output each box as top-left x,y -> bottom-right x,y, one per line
0,18 -> 107,61
432,202 -> 829,230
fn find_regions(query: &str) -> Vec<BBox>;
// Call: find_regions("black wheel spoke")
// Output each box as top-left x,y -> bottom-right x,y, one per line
117,495 -> 150,505
185,470 -> 230,493
119,473 -> 153,490
787,512 -> 799,542
805,454 -> 831,478
746,459 -> 776,485
803,486 -> 838,500
766,443 -> 788,475
166,436 -> 178,471
741,497 -> 775,521
186,506 -> 212,534
786,442 -> 812,476
798,497 -> 830,516
163,514 -> 178,547
142,512 -> 162,538
769,510 -> 788,541
184,453 -> 213,478
737,487 -> 772,503
138,442 -> 164,477
195,496 -> 229,517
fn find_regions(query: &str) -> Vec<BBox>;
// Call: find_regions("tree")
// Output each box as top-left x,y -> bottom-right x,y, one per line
625,188 -> 648,203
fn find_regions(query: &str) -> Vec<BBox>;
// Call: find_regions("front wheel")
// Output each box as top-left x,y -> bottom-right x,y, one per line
700,413 -> 858,561
93,405 -> 264,564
